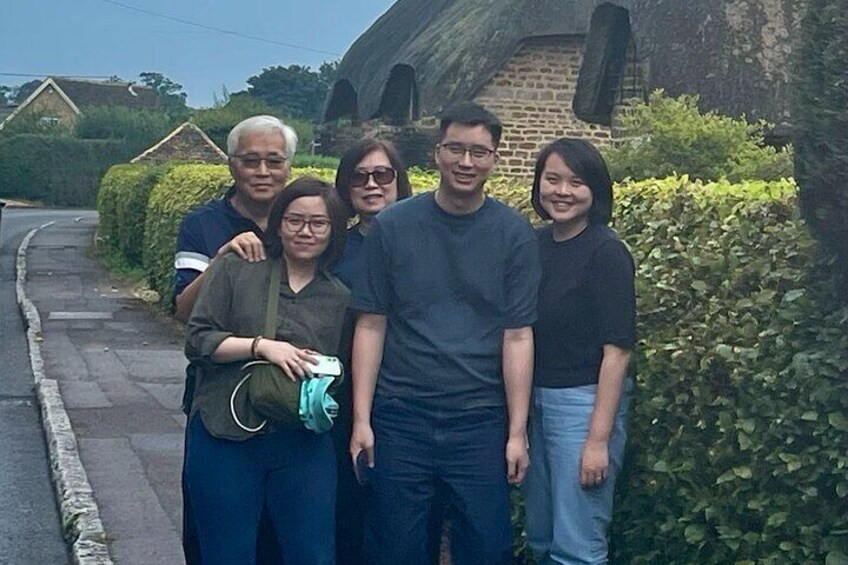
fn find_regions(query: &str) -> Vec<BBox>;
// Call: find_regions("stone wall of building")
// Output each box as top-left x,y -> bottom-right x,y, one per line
24,87 -> 78,127
474,36 -> 612,178
133,124 -> 226,164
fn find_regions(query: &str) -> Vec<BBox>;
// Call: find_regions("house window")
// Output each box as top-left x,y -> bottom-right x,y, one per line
376,64 -> 419,125
40,116 -> 61,126
573,3 -> 632,125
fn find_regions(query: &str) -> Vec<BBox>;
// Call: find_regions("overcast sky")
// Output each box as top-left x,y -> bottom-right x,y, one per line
1,0 -> 397,107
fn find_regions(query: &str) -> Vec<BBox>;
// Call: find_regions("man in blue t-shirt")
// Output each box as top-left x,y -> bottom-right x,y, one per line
350,102 -> 541,564
174,115 -> 297,565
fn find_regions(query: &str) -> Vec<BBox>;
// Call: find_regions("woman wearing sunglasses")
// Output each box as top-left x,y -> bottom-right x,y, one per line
333,138 -> 413,289
330,138 -> 412,564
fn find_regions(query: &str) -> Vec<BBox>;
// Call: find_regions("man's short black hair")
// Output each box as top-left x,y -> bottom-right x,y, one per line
438,102 -> 503,148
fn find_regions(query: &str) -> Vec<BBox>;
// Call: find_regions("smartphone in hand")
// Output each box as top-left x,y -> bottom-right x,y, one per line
354,451 -> 371,486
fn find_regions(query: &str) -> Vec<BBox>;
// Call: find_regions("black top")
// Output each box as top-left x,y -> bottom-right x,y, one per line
534,223 -> 636,388
185,254 -> 350,440
351,192 -> 541,410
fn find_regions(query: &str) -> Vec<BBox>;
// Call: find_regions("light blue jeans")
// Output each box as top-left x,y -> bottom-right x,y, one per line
523,382 -> 632,565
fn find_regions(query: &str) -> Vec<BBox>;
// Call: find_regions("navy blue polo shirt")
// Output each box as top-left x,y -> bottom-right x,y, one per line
174,189 -> 262,296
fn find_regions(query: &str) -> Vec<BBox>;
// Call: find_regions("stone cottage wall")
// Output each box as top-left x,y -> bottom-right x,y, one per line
23,87 -> 78,127
474,36 -> 612,178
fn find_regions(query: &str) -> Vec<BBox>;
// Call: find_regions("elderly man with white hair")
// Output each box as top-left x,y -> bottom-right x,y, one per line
173,115 -> 296,564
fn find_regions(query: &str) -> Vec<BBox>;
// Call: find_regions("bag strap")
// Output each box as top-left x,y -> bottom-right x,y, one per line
264,263 -> 281,338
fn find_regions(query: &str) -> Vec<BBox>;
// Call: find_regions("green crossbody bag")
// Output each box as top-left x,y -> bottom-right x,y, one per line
229,264 -> 342,434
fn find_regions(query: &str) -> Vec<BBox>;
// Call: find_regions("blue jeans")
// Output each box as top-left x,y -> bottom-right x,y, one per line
523,383 -> 632,565
366,396 -> 513,565
184,415 -> 336,565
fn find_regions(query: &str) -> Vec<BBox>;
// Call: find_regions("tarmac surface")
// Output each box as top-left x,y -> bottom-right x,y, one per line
21,214 -> 187,564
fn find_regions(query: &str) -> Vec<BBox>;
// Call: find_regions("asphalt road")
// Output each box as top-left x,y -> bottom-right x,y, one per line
0,207 -> 91,565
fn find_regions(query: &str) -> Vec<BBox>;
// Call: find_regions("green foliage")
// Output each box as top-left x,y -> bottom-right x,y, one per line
138,71 -> 190,121
75,105 -> 174,155
191,94 -> 313,155
793,0 -> 848,277
604,91 -> 793,183
97,163 -> 174,268
143,164 -> 233,304
245,63 -> 336,122
291,153 -> 340,169
0,134 -> 129,206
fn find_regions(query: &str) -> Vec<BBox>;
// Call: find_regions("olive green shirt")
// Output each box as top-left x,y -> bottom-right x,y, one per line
185,253 -> 350,440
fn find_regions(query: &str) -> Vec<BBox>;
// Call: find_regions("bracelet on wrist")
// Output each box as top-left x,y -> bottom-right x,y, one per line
251,336 -> 263,358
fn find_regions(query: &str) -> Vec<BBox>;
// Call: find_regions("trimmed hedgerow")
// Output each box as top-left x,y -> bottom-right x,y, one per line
126,163 -> 846,562
97,163 -> 174,268
0,134 -> 130,206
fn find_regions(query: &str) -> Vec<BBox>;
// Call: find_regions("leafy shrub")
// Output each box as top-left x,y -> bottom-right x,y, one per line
0,134 -> 129,206
292,154 -> 340,169
793,0 -> 848,282
75,105 -> 175,156
604,91 -> 793,183
97,163 -> 174,268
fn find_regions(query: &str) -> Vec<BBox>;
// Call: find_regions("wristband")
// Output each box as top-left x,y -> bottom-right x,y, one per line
251,336 -> 263,358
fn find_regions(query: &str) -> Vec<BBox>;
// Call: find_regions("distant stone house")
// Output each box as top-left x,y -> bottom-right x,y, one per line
0,77 -> 160,131
131,122 -> 226,164
320,0 -> 802,176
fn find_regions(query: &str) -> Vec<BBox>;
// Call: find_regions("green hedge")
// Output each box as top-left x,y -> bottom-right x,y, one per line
97,163 -> 174,268
114,163 -> 847,562
609,177 -> 847,564
0,134 -> 131,206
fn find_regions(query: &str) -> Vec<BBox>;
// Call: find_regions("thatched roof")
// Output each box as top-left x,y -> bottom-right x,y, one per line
326,0 -> 803,126
51,78 -> 160,110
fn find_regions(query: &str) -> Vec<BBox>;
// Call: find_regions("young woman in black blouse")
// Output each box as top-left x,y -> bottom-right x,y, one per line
523,138 -> 636,564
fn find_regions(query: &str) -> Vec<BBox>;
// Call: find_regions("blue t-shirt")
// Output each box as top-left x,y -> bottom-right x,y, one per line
351,192 -> 541,410
174,191 -> 261,296
332,226 -> 365,290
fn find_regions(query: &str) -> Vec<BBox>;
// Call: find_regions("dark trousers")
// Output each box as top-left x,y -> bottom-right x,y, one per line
365,397 -> 512,565
184,416 -> 336,565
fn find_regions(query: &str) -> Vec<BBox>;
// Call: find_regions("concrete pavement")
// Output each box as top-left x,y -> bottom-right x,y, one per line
18,215 -> 187,564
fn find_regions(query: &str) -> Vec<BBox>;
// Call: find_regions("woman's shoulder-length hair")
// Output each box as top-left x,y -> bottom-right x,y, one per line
263,176 -> 348,270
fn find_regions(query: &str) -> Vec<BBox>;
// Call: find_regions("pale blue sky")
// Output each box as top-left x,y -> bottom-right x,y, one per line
1,0 -> 397,107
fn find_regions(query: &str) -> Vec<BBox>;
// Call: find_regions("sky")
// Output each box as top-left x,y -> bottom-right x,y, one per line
1,0 -> 397,108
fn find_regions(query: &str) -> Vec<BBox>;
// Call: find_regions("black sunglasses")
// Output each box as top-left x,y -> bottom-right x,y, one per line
351,167 -> 397,188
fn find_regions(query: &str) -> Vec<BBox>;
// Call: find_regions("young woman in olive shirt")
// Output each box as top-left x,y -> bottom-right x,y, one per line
184,178 -> 349,564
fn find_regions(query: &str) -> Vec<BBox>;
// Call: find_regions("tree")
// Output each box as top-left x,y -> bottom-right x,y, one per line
245,62 -> 338,122
0,86 -> 10,106
13,80 -> 41,104
74,105 -> 173,155
793,0 -> 848,278
139,72 -> 190,121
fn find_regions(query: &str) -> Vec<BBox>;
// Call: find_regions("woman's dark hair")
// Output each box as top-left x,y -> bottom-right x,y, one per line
531,138 -> 613,225
334,138 -> 412,217
264,177 -> 348,269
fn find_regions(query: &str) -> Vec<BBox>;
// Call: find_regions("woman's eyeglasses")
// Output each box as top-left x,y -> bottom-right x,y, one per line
282,215 -> 332,235
351,167 -> 397,188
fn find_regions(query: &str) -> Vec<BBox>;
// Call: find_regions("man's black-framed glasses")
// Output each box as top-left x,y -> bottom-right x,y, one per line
436,142 -> 496,162
282,215 -> 331,235
233,154 -> 288,170
351,167 -> 397,188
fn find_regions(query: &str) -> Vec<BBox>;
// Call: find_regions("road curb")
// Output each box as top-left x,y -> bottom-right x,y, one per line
16,223 -> 113,565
